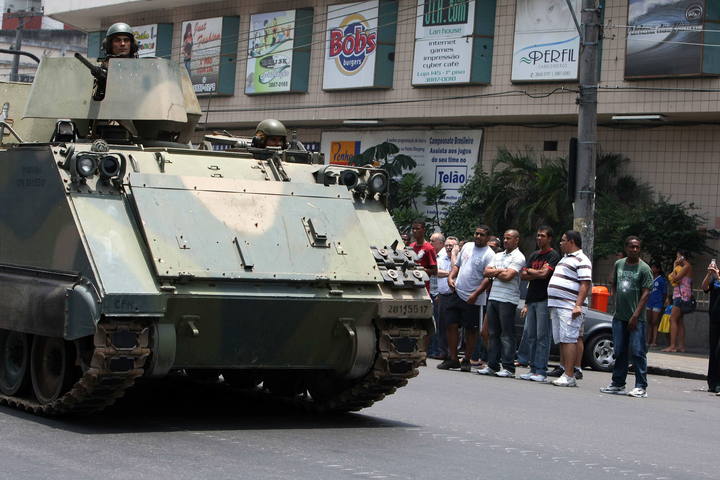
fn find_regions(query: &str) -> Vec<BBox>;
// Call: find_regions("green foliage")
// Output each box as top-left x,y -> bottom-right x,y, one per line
443,149 -> 572,243
396,173 -> 424,211
443,148 -> 714,264
424,183 -> 448,229
595,196 -> 714,271
392,207 -> 423,234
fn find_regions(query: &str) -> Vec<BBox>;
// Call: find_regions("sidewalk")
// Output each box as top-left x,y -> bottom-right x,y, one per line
646,350 -> 707,381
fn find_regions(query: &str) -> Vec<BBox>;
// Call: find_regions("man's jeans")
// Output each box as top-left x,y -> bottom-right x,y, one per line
428,294 -> 448,358
611,319 -> 648,389
524,300 -> 552,376
486,300 -> 517,372
516,320 -> 531,365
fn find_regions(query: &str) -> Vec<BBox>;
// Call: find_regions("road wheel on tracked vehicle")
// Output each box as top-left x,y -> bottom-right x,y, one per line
0,329 -> 31,396
30,336 -> 77,404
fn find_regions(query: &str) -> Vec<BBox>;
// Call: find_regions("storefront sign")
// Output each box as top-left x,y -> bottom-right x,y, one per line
625,0 -> 706,78
246,9 -> 314,94
133,24 -> 159,57
322,129 -> 483,218
181,16 -> 239,95
511,0 -> 580,82
412,0 -> 476,85
246,10 -> 296,93
323,0 -> 396,90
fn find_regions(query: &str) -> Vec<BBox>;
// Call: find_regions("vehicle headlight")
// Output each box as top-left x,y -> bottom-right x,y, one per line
76,155 -> 97,177
368,172 -> 388,194
99,155 -> 121,179
338,169 -> 359,189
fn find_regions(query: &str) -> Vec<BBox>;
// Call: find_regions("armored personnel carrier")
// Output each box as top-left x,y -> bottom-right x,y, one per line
0,56 -> 433,415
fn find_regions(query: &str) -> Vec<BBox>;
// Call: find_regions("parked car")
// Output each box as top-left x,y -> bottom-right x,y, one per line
513,284 -> 615,372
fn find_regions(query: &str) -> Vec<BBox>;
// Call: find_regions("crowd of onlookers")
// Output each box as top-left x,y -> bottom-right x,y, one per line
405,220 -> 720,398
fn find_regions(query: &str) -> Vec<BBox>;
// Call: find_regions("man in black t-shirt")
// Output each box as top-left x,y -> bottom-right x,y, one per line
517,226 -> 561,382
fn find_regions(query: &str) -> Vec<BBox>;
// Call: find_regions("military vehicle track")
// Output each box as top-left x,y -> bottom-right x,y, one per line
0,321 -> 150,415
286,321 -> 426,413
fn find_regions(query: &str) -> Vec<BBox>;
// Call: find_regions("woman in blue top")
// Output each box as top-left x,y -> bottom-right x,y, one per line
646,261 -> 668,347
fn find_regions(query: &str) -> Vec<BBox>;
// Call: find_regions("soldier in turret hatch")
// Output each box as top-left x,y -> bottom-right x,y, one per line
92,23 -> 138,101
102,23 -> 139,59
252,119 -> 287,148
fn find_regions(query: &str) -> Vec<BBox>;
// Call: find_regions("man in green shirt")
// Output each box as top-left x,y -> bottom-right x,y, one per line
601,236 -> 653,398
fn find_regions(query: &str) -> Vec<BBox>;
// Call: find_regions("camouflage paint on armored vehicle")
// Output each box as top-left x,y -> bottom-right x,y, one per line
0,56 -> 433,414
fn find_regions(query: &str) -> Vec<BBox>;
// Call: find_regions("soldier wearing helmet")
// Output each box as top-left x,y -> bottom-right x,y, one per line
102,23 -> 139,59
252,119 -> 287,149
90,23 -> 139,101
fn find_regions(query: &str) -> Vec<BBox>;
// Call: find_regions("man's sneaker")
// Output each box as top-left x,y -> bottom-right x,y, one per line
518,372 -> 534,380
496,368 -> 514,378
437,359 -> 461,370
460,359 -> 472,372
627,387 -> 648,398
547,366 -> 565,377
600,384 -> 626,395
529,374 -> 547,382
574,368 -> 583,380
476,366 -> 496,376
551,374 -> 577,387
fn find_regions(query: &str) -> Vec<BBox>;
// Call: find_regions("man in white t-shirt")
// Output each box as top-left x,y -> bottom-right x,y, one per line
437,226 -> 495,372
478,229 -> 526,377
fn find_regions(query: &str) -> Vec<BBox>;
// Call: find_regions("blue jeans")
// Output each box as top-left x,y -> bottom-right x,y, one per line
516,319 -> 531,365
486,300 -> 517,372
525,300 -> 552,376
611,319 -> 648,389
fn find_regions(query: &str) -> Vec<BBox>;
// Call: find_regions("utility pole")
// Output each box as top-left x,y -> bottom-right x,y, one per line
7,9 -> 37,82
573,0 -> 601,261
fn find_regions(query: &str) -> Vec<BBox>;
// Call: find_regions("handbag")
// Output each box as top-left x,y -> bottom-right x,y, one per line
658,305 -> 672,334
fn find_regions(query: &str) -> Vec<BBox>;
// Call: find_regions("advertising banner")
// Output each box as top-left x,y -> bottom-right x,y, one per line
133,24 -> 158,58
323,0 -> 379,89
246,10 -> 296,94
181,17 -> 223,94
412,0 -> 476,85
625,0 -> 705,78
511,0 -> 580,82
321,129 -> 483,219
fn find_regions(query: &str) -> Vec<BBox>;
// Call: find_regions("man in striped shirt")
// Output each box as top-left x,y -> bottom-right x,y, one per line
547,230 -> 592,387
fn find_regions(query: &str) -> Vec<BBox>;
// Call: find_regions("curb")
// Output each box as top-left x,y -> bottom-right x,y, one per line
647,366 -> 706,381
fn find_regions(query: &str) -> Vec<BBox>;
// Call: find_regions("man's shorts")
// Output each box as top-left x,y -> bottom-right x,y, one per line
443,291 -> 481,329
550,307 -> 584,344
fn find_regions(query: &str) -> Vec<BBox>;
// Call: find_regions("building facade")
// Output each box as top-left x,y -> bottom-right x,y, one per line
43,0 -> 720,258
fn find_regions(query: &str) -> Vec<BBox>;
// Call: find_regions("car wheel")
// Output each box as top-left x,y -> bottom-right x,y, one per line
583,332 -> 614,372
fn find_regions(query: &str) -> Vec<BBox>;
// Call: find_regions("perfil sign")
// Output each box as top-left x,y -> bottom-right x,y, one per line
133,24 -> 158,57
511,0 -> 580,82
412,0 -> 476,85
246,10 -> 296,94
321,129 -> 483,219
323,1 -> 379,89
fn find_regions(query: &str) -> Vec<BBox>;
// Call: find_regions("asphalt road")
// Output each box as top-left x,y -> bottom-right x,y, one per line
0,362 -> 717,480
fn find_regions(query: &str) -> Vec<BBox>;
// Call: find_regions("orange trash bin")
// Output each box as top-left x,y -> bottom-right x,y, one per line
591,285 -> 610,312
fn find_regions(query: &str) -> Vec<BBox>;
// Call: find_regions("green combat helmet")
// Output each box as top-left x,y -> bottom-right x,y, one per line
102,22 -> 139,58
253,118 -> 287,148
